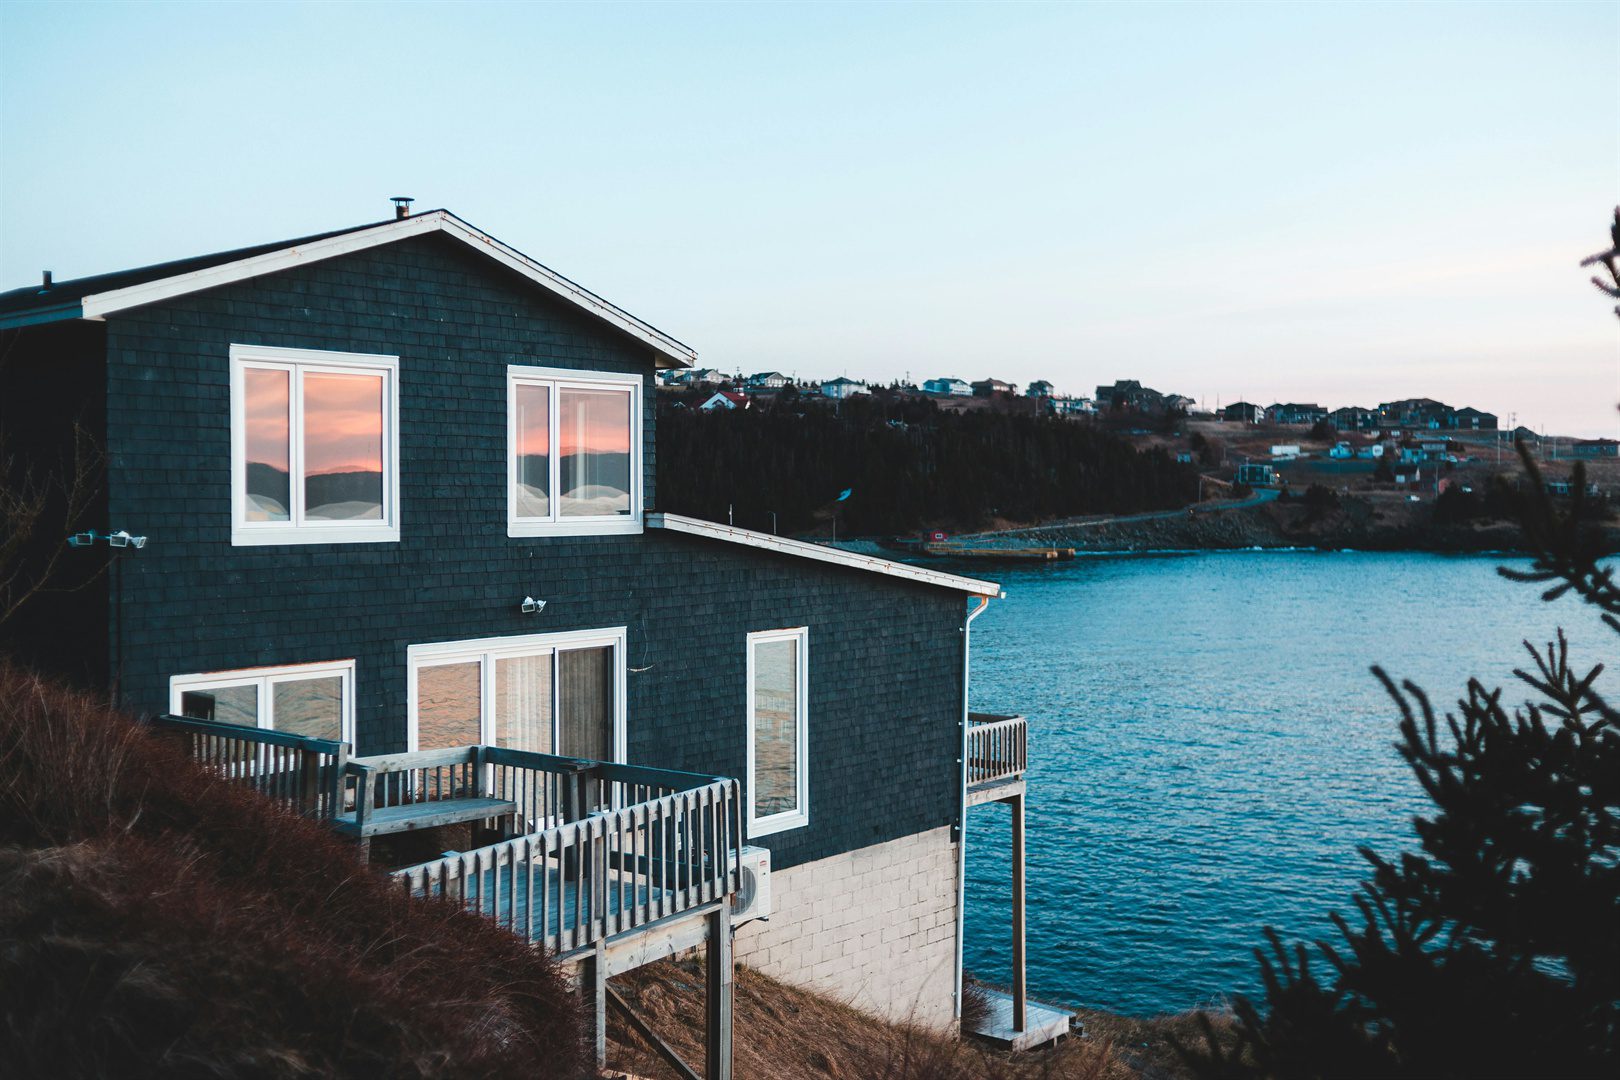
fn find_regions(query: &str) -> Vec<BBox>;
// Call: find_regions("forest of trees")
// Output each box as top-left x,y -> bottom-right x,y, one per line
656,391 -> 1197,536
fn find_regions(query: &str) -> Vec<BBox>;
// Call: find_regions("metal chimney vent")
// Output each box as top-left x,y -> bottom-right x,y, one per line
390,196 -> 414,220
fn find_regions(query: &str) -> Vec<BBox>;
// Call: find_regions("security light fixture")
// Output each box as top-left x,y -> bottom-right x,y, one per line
69,530 -> 147,549
520,596 -> 546,614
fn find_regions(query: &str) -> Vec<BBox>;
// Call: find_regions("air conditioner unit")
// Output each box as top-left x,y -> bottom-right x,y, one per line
730,845 -> 772,925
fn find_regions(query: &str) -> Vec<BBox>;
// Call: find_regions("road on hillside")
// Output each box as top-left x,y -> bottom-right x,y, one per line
954,486 -> 1280,541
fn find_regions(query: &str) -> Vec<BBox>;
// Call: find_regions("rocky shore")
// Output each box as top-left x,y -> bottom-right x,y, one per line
930,496 -> 1616,556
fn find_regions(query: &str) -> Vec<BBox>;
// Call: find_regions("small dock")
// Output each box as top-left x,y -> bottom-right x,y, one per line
966,988 -> 1075,1051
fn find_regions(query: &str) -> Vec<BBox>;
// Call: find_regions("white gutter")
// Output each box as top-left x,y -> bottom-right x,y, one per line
953,592 -> 992,1019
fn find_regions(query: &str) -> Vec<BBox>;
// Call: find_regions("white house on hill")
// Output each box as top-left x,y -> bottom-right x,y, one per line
820,377 -> 869,399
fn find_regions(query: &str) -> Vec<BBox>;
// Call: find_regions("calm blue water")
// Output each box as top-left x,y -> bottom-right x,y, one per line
960,551 -> 1603,1017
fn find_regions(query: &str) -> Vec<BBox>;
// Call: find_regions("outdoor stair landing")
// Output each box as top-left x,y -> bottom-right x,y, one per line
966,988 -> 1075,1051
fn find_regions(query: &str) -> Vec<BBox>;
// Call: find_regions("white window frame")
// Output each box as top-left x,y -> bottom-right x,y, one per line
230,343 -> 401,546
506,364 -> 643,537
168,659 -> 356,744
746,626 -> 810,837
405,627 -> 629,759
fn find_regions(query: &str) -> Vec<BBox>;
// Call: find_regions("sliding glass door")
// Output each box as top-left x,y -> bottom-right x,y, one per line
407,630 -> 625,762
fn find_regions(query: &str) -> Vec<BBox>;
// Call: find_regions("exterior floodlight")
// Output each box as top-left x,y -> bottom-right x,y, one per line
521,596 -> 546,614
107,530 -> 131,548
129,535 -> 147,549
68,532 -> 96,547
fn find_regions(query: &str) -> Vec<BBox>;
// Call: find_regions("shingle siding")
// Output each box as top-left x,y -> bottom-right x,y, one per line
93,234 -> 966,870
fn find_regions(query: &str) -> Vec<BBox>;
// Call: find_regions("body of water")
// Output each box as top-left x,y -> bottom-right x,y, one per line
961,550 -> 1600,1017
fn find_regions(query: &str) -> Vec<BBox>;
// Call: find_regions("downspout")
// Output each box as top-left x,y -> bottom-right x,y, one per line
953,591 -> 992,1020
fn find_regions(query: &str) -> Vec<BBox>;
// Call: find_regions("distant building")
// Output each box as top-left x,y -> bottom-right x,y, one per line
1223,401 -> 1264,424
687,368 -> 730,386
1392,463 -> 1423,484
1453,407 -> 1498,430
819,377 -> 868,400
746,371 -> 790,389
1329,442 -> 1354,459
1052,396 -> 1095,417
1268,402 -> 1327,426
1175,451 -> 1195,464
1270,445 -> 1302,460
1236,462 -> 1276,486
1573,438 -> 1620,458
1096,380 -> 1167,412
923,377 -> 972,397
1331,406 -> 1378,431
1027,380 -> 1055,398
1379,398 -> 1453,429
699,391 -> 750,412
971,378 -> 1017,397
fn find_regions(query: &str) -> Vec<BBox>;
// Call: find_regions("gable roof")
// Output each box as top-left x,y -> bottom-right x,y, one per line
0,210 -> 697,367
648,513 -> 1002,598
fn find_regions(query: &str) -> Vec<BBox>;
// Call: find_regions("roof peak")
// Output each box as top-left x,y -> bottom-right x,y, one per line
0,210 -> 696,367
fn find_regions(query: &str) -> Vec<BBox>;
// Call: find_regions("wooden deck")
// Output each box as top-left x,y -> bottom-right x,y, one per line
152,714 -> 741,1079
965,988 -> 1075,1051
966,712 -> 1027,802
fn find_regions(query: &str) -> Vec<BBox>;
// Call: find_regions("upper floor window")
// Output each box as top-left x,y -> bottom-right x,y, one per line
230,344 -> 400,546
508,365 -> 641,536
747,626 -> 809,837
170,659 -> 355,744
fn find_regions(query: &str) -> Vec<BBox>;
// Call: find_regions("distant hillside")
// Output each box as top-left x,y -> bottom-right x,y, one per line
657,393 -> 1198,535
0,661 -> 587,1079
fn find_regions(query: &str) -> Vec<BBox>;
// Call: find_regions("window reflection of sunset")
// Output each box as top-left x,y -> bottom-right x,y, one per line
303,372 -> 383,476
558,389 -> 630,456
244,368 -> 289,471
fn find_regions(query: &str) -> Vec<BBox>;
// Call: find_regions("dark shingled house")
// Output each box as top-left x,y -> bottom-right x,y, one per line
0,207 -> 1058,1057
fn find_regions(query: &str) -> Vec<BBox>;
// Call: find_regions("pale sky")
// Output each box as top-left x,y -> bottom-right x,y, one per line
3,1 -> 1617,434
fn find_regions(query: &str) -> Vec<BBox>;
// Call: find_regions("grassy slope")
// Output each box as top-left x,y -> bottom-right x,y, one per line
0,661 -> 589,1079
606,959 -> 1216,1080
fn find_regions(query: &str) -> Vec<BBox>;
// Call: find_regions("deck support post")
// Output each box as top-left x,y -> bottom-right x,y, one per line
1011,790 -> 1027,1033
582,936 -> 607,1069
705,903 -> 733,1080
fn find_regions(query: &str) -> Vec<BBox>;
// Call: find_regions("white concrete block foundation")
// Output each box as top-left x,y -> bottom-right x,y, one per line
733,826 -> 960,1031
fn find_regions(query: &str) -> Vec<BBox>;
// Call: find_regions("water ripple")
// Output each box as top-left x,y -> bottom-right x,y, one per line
962,551 -> 1599,1016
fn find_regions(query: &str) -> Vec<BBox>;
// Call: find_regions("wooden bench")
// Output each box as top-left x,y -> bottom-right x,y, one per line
336,746 -> 517,840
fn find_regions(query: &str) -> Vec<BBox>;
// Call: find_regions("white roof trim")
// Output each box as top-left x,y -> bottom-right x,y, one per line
76,211 -> 698,368
648,513 -> 1003,599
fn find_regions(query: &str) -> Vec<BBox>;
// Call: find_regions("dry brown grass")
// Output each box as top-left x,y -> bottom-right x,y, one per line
605,958 -> 1214,1080
0,659 -> 589,1079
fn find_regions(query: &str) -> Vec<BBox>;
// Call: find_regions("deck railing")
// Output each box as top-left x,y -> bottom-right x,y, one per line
392,760 -> 741,957
147,714 -> 349,821
967,712 -> 1027,787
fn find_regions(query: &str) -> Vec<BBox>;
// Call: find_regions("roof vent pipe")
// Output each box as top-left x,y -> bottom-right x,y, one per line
390,196 -> 414,220
38,270 -> 52,294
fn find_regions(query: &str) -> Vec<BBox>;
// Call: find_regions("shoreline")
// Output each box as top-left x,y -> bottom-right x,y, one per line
834,495 -> 1620,560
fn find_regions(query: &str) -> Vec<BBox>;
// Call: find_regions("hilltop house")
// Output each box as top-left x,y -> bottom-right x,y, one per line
0,208 -> 1058,1063
819,376 -> 868,400
1331,406 -> 1377,431
1223,401 -> 1264,424
1267,402 -> 1327,426
1026,380 -> 1055,398
700,390 -> 750,411
746,371 -> 790,389
923,376 -> 972,396
971,378 -> 1017,397
1096,379 -> 1167,413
